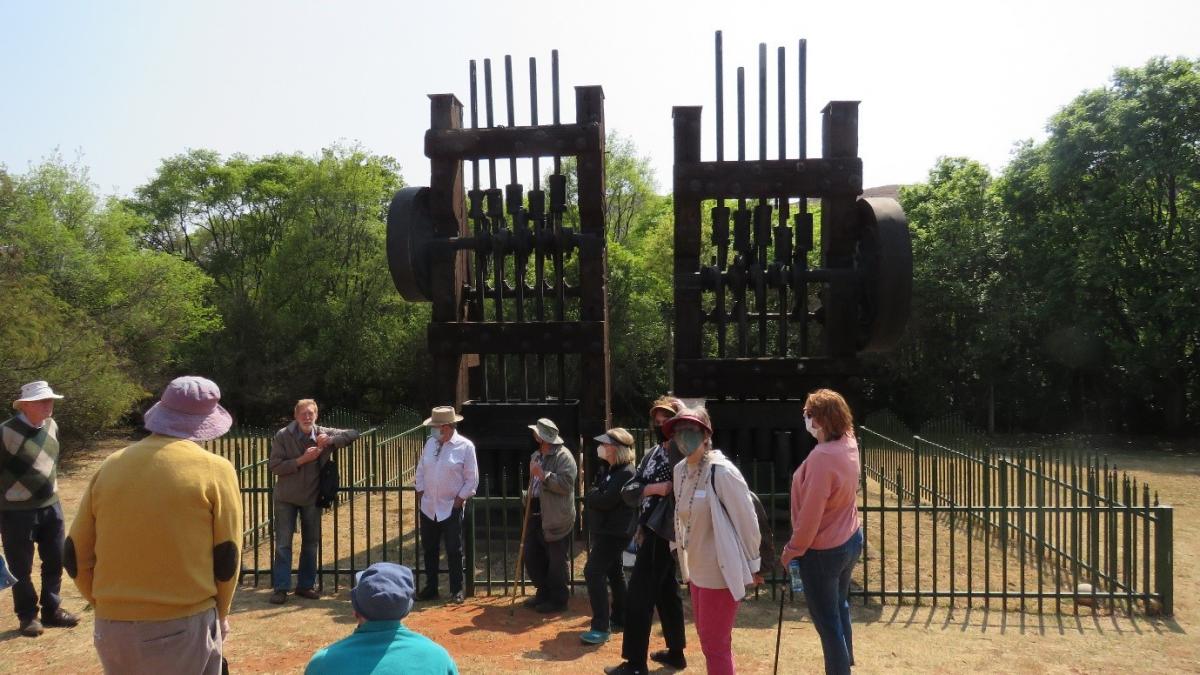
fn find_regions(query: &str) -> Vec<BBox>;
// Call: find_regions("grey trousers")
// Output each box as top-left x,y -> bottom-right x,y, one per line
94,607 -> 223,675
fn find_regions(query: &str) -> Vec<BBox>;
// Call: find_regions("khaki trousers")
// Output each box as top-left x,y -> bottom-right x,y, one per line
94,607 -> 223,675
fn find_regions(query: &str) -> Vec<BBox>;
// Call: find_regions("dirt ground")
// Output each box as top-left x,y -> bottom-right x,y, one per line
2,437 -> 1198,674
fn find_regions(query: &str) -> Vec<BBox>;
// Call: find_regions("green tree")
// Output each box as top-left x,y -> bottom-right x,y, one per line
996,56 -> 1200,431
130,146 -> 426,420
0,157 -> 218,440
867,157 -> 1010,428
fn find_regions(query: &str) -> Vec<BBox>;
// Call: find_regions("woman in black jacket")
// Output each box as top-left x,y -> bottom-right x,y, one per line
581,427 -> 637,645
605,397 -> 688,675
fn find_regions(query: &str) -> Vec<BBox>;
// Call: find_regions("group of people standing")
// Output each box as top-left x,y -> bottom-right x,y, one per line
1,375 -> 865,675
594,392 -> 864,675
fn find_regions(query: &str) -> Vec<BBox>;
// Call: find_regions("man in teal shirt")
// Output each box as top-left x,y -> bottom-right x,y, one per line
306,563 -> 458,675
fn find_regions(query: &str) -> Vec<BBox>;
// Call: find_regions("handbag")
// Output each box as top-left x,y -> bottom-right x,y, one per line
316,457 -> 339,510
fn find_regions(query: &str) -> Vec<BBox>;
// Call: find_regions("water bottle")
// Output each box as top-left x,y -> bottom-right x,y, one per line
788,559 -> 804,593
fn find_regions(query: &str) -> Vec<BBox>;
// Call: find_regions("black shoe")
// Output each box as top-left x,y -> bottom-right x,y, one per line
268,591 -> 288,605
41,608 -> 79,628
294,588 -> 320,600
603,663 -> 647,675
19,618 -> 44,638
650,649 -> 687,669
535,601 -> 567,614
416,586 -> 439,601
521,596 -> 543,608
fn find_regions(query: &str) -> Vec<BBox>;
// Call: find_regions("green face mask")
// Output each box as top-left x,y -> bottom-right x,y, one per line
674,428 -> 706,456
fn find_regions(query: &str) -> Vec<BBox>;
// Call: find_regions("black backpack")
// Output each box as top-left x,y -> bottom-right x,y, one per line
710,464 -> 777,571
316,457 -> 339,510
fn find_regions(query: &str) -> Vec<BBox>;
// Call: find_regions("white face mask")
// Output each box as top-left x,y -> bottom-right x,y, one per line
804,414 -> 819,438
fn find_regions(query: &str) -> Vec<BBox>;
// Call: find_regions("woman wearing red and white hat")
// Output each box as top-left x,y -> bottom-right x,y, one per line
668,407 -> 761,675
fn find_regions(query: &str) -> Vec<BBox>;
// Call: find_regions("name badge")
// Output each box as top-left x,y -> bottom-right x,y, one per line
694,490 -> 707,499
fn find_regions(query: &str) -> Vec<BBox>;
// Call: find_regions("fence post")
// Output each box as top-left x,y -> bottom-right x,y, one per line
912,436 -> 922,504
999,458 -> 1009,609
1153,507 -> 1173,616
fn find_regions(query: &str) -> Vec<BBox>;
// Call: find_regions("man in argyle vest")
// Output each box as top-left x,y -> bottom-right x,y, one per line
0,381 -> 79,637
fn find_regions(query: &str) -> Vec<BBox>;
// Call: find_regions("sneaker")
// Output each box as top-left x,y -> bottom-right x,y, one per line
580,630 -> 610,645
268,590 -> 288,605
295,588 -> 320,600
535,601 -> 566,614
452,590 -> 465,604
41,608 -> 79,628
603,663 -> 647,675
650,649 -> 687,669
416,586 -> 439,601
19,618 -> 44,637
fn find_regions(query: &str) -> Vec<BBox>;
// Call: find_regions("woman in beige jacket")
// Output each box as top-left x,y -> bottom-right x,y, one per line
669,407 -> 761,675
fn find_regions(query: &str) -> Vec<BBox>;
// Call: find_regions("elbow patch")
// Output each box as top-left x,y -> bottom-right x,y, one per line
64,536 -> 78,578
213,541 -> 239,582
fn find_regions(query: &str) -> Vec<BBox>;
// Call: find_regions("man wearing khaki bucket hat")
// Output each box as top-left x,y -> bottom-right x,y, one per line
414,406 -> 478,604
522,417 -> 578,613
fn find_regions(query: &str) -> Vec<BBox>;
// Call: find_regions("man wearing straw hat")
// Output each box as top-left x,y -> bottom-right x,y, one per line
522,417 -> 577,614
66,375 -> 242,674
414,406 -> 478,604
268,399 -> 360,604
0,380 -> 78,637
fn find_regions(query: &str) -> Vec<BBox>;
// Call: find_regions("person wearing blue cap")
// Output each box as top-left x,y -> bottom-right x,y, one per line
305,563 -> 458,675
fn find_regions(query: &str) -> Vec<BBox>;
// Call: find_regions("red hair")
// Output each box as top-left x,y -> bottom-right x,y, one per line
804,389 -> 854,439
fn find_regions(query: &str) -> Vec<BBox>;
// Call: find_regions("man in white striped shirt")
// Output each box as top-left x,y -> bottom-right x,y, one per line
413,406 -> 479,604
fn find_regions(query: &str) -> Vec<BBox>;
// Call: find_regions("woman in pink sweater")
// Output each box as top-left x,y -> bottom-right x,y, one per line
780,389 -> 863,675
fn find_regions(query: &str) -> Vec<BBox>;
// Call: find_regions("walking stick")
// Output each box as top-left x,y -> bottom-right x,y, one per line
772,580 -> 786,675
509,471 -> 537,615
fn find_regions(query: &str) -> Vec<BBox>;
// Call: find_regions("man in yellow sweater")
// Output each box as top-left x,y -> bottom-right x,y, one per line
66,376 -> 242,675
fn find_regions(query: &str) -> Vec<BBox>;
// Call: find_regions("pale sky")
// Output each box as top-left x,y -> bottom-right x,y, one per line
2,0 -> 1197,197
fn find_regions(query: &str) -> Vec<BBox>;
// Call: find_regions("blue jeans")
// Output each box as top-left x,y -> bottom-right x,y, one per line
798,528 -> 863,675
272,501 -> 321,592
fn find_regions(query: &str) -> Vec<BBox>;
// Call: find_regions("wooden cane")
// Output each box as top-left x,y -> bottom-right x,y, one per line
509,471 -> 537,615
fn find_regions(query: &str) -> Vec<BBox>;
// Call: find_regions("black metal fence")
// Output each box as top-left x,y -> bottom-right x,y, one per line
207,407 -> 426,591
208,410 -> 1173,616
857,411 -> 1173,615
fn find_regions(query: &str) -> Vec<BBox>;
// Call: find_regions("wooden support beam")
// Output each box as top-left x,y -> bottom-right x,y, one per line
673,157 -> 862,199
574,85 -> 612,462
673,357 -> 860,398
425,122 -> 603,160
428,322 -> 607,355
673,106 -> 704,368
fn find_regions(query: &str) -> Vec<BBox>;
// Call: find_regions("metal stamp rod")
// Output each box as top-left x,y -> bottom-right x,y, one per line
776,45 -> 789,354
715,30 -> 725,164
483,59 -> 507,397
551,48 -> 565,398
505,55 -> 519,183
797,38 -> 808,356
529,55 -> 548,399
505,54 -> 528,400
469,59 -> 489,399
756,42 -> 768,355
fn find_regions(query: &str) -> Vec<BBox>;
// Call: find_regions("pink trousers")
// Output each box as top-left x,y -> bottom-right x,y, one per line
689,583 -> 740,675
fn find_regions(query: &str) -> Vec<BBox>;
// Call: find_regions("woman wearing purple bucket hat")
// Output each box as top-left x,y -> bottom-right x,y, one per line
67,376 -> 242,675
